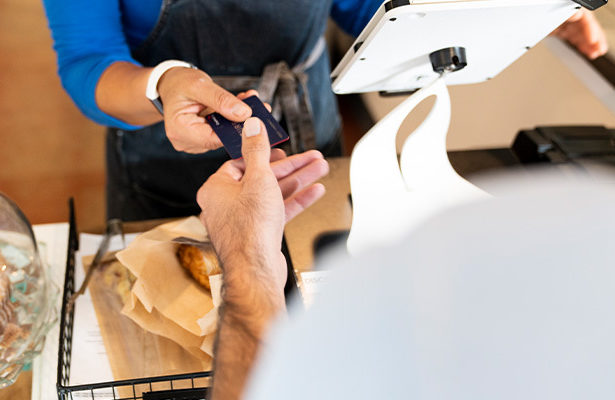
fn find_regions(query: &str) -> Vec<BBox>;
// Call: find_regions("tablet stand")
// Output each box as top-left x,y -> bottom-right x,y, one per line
340,0 -> 605,255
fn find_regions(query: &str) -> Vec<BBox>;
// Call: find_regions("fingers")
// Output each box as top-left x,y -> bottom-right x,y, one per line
567,9 -> 584,24
192,79 -> 252,122
278,158 -> 329,199
572,11 -> 607,58
584,14 -> 608,59
271,148 -> 287,162
233,149 -> 323,178
168,110 -> 223,153
284,183 -> 326,222
581,40 -> 607,60
241,117 -> 271,171
228,148 -> 287,174
196,157 -> 245,213
196,161 -> 243,211
553,9 -> 608,60
234,148 -> 328,197
161,70 -> 266,153
237,90 -> 259,100
237,90 -> 272,112
271,150 -> 325,180
217,160 -> 245,181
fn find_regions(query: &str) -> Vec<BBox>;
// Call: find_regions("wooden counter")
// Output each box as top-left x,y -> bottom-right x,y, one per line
284,157 -> 352,274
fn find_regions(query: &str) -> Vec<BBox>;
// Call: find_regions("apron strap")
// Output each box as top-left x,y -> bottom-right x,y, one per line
293,36 -> 326,74
212,36 -> 326,154
211,76 -> 260,93
258,62 -> 284,105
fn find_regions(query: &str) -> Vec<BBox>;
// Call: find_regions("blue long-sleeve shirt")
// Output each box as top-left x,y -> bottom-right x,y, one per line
42,0 -> 380,130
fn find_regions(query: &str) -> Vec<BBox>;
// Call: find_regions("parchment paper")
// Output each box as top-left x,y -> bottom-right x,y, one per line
116,217 -> 222,358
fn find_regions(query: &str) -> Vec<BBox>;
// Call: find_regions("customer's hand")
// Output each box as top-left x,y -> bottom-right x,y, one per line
200,117 -> 328,400
553,9 -> 608,60
157,66 -> 256,153
197,117 -> 329,300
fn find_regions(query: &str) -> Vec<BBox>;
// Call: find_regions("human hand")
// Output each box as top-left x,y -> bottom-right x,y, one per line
157,66 -> 256,153
197,117 -> 329,299
553,9 -> 608,60
201,118 -> 328,400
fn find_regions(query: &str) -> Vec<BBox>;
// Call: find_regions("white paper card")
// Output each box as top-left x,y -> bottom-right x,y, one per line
300,271 -> 330,308
68,233 -> 138,388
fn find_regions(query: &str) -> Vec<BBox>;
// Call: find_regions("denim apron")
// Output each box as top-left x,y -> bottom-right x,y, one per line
107,0 -> 341,221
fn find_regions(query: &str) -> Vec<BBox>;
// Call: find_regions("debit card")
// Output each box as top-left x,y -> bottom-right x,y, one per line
206,96 -> 289,159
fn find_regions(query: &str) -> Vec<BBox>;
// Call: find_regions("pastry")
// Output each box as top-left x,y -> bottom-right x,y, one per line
0,269 -> 14,338
176,244 -> 221,290
102,261 -> 136,305
0,265 -> 23,355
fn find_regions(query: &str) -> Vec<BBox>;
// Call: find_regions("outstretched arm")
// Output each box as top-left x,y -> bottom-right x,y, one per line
43,0 -> 254,153
197,117 -> 329,400
96,63 -> 254,153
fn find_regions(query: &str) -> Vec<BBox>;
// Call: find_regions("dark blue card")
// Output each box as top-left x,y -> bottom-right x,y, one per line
206,96 -> 290,159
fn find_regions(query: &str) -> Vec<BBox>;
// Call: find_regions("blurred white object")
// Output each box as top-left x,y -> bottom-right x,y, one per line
347,77 -> 488,255
338,0 -> 588,255
247,170 -> 615,400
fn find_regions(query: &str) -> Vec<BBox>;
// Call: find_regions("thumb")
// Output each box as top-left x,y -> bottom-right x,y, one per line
241,117 -> 271,171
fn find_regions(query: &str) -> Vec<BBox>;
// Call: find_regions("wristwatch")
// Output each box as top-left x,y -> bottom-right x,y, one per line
145,60 -> 197,115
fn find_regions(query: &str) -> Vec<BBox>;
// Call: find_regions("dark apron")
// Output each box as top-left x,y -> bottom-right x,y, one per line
107,0 -> 341,221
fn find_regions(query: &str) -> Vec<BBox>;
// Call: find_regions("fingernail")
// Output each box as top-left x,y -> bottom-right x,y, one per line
232,103 -> 251,119
244,117 -> 261,137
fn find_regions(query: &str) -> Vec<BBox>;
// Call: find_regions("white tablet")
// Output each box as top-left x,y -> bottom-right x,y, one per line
331,0 -> 583,94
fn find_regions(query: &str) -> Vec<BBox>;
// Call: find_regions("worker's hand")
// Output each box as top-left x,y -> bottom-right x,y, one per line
197,117 -> 328,299
553,8 -> 608,60
157,66 -> 258,153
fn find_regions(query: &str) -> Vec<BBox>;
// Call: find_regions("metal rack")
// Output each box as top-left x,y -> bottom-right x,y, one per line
55,199 -> 213,400
55,199 -> 298,399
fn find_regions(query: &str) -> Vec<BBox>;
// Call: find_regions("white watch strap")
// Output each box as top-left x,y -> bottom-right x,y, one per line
145,60 -> 195,100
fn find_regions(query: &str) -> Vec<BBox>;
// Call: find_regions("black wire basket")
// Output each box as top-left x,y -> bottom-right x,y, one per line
55,200 -> 212,400
55,199 -> 297,400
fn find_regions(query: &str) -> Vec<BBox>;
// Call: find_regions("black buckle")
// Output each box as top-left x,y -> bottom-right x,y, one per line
572,0 -> 607,11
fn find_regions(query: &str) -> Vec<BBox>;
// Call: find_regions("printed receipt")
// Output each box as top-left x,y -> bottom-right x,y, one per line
300,270 -> 330,308
69,233 -> 138,393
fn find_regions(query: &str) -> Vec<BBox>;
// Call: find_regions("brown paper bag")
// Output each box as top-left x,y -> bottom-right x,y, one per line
116,217 -> 221,358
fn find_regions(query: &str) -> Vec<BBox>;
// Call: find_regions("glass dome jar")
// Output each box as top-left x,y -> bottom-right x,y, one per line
0,193 -> 58,387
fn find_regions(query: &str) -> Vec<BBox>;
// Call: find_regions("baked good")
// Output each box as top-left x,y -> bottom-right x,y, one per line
0,264 -> 23,355
102,261 -> 136,305
176,244 -> 221,290
0,268 -> 14,338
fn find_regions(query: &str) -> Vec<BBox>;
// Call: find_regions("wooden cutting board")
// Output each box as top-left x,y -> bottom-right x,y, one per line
84,255 -> 212,384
